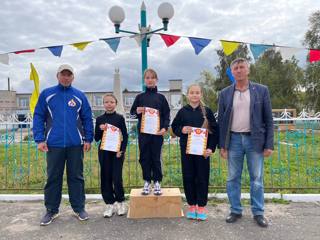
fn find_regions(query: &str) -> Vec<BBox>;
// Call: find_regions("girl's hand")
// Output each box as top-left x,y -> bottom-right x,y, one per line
204,148 -> 212,158
100,124 -> 107,131
182,126 -> 192,134
156,128 -> 167,136
116,151 -> 122,158
136,107 -> 145,114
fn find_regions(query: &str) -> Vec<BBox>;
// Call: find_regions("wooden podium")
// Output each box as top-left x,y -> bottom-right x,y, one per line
127,188 -> 183,219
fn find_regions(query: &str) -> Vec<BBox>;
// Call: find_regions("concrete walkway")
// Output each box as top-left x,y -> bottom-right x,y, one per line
0,201 -> 319,240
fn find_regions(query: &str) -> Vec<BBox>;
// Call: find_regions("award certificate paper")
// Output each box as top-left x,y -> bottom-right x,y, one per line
186,127 -> 208,156
100,124 -> 122,152
140,107 -> 160,135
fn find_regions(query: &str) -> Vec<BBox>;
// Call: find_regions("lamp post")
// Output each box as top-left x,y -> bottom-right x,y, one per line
109,1 -> 174,90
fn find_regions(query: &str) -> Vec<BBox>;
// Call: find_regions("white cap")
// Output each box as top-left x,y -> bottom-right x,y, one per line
57,64 -> 74,74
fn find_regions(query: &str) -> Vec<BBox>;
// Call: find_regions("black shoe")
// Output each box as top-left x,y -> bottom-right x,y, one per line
226,213 -> 242,223
254,215 -> 268,227
40,211 -> 59,226
74,210 -> 89,221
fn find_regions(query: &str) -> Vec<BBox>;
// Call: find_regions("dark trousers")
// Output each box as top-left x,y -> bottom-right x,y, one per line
138,133 -> 163,182
98,150 -> 125,204
44,146 -> 85,214
181,148 -> 210,207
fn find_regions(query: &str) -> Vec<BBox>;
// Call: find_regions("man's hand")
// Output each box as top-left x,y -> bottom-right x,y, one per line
182,126 -> 192,134
263,149 -> 273,157
37,142 -> 48,152
220,148 -> 228,159
136,107 -> 145,114
156,128 -> 167,136
83,142 -> 91,152
204,148 -> 213,158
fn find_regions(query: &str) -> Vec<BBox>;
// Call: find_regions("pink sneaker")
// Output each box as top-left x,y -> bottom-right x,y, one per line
186,205 -> 197,219
197,206 -> 208,221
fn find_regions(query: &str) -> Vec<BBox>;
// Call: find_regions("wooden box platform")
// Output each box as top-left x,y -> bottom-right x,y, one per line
127,188 -> 183,219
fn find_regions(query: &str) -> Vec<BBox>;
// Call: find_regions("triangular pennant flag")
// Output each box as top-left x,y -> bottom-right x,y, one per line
130,34 -> 146,47
276,47 -> 301,61
0,54 -> 9,65
102,37 -> 121,53
71,41 -> 92,51
250,44 -> 273,60
160,34 -> 180,47
226,67 -> 235,83
29,63 -> 40,116
220,40 -> 240,56
47,46 -> 63,57
309,49 -> 320,63
14,49 -> 35,54
189,37 -> 211,55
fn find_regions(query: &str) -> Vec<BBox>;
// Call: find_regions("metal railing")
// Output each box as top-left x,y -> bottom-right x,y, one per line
0,109 -> 319,193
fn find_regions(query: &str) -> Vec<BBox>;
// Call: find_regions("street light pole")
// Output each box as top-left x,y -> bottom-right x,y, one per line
140,2 -> 148,89
109,1 -> 174,91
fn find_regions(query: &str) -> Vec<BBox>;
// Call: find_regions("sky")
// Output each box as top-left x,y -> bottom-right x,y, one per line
0,0 -> 319,93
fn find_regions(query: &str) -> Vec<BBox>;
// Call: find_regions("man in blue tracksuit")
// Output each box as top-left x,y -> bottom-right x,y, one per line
33,64 -> 93,226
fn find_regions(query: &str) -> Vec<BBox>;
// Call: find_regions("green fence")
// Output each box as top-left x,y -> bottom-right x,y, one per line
0,115 -> 319,193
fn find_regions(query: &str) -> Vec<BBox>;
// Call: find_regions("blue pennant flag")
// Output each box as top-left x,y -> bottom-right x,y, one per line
189,37 -> 211,55
250,44 -> 273,60
102,37 -> 121,53
226,67 -> 235,83
47,46 -> 63,57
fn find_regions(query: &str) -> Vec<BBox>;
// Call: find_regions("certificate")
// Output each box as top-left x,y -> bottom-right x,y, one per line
100,124 -> 122,152
186,127 -> 208,156
140,107 -> 160,135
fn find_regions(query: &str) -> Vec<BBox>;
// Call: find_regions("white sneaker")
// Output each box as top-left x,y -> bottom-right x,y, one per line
141,181 -> 151,195
103,204 -> 115,218
117,202 -> 127,216
154,181 -> 162,195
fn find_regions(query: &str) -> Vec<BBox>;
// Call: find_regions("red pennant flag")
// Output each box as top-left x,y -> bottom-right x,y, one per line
309,49 -> 320,63
14,49 -> 35,54
160,34 -> 180,47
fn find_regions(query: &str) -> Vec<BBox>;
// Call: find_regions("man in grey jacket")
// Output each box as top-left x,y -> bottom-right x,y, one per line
218,58 -> 274,227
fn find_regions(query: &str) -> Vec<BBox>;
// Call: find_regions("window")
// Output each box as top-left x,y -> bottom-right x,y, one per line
19,98 -> 29,108
94,95 -> 103,106
125,97 -> 135,106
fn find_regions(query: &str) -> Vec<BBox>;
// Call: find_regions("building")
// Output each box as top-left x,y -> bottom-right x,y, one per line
0,71 -> 183,121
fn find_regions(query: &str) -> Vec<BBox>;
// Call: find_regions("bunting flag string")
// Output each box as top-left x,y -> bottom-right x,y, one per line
1,33 -> 320,66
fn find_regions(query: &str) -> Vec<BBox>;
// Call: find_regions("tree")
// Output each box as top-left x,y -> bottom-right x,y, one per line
302,10 -> 320,112
214,44 -> 251,91
250,49 -> 304,111
197,70 -> 218,112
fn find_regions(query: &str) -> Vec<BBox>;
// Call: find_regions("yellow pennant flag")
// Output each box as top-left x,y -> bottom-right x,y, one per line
71,41 -> 92,51
29,63 -> 40,116
220,40 -> 240,56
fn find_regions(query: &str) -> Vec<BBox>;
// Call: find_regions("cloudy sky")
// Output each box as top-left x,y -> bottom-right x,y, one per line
0,0 -> 319,93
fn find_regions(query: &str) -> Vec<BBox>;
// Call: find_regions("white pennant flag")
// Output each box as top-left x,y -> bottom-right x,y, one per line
276,47 -> 301,62
131,34 -> 145,47
0,54 -> 9,65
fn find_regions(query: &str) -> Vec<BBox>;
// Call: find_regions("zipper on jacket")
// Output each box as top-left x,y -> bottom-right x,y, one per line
63,87 -> 66,147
